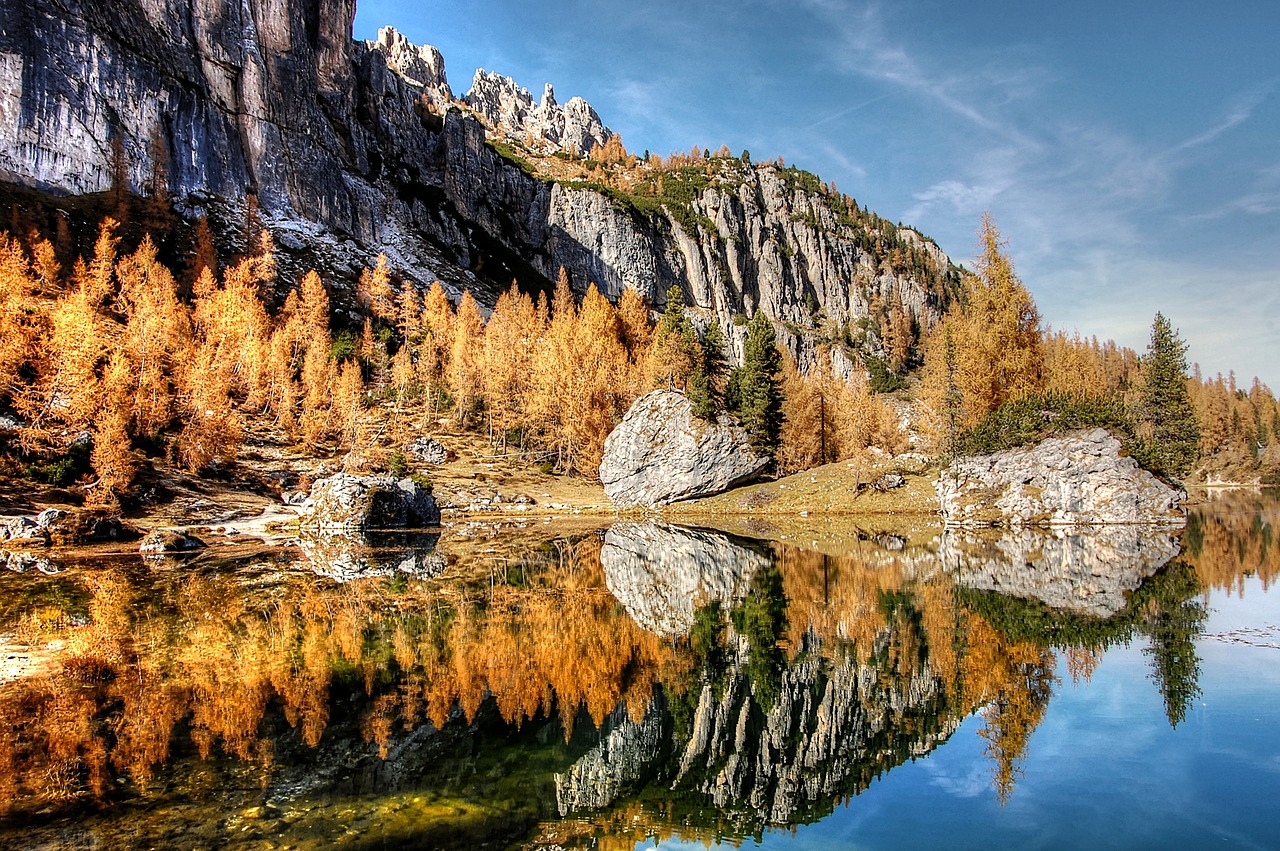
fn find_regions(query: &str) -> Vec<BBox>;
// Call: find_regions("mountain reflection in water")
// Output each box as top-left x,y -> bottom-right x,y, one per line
0,493 -> 1276,849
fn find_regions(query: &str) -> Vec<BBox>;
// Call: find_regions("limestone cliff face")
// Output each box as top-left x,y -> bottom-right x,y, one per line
0,1 -> 958,366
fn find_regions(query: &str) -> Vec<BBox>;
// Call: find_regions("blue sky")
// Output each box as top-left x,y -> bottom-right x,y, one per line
353,1 -> 1280,387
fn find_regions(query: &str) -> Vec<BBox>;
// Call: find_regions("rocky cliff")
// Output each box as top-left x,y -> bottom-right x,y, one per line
0,0 -> 959,367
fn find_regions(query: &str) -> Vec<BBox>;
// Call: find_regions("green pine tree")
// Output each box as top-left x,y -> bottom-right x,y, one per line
688,321 -> 727,421
727,312 -> 783,457
1135,313 -> 1200,480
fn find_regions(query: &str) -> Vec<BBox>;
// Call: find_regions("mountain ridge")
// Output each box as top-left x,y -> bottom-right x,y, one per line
0,0 -> 958,372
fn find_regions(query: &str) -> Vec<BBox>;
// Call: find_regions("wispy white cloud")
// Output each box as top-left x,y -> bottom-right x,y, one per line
1166,83 -> 1275,156
800,94 -> 894,132
797,1 -> 1044,149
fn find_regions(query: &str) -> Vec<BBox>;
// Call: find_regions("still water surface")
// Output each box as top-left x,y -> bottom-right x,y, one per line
0,492 -> 1276,850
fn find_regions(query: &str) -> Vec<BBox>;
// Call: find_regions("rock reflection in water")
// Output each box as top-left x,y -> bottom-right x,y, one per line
941,525 -> 1182,617
296,529 -> 446,582
600,521 -> 769,635
565,524 -> 960,830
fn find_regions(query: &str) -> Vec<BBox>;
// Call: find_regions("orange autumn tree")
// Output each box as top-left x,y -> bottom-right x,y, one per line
778,348 -> 905,475
176,239 -> 273,470
481,282 -> 544,446
114,236 -> 191,438
919,215 -> 1045,449
0,234 -> 44,408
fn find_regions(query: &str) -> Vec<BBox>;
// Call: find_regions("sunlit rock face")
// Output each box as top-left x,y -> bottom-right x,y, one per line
369,27 -> 452,113
600,391 -> 769,509
941,526 -> 1181,618
297,530 -> 445,583
0,2 -> 956,371
936,428 -> 1186,526
600,521 -> 768,635
464,72 -> 612,157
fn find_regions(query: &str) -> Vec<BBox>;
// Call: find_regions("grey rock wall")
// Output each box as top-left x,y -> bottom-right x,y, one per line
0,0 -> 956,369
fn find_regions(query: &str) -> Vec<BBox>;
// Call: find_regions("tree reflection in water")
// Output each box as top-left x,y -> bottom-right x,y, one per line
0,493 -> 1273,848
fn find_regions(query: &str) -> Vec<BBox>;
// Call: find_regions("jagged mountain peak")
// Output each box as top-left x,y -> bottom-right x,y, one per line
367,26 -> 453,113
462,68 -> 614,157
366,27 -> 615,158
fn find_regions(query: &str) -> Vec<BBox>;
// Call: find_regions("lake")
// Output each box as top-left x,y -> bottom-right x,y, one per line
0,492 -> 1277,850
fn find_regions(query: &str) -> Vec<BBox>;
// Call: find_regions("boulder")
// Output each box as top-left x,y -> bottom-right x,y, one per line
935,428 -> 1184,526
298,474 -> 440,531
43,510 -> 141,545
406,437 -> 448,465
139,529 -> 207,556
599,391 -> 769,509
1,516 -> 45,543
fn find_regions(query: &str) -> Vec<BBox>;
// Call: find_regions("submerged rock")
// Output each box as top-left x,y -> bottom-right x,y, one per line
935,428 -> 1185,526
298,474 -> 440,531
599,391 -> 769,509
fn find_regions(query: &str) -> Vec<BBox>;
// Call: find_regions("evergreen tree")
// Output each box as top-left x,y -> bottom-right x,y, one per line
1136,312 -> 1201,480
1141,561 -> 1206,728
727,312 -> 783,458
687,321 -> 727,421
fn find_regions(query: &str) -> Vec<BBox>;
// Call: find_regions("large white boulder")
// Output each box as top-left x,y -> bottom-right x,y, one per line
935,428 -> 1185,527
599,391 -> 769,509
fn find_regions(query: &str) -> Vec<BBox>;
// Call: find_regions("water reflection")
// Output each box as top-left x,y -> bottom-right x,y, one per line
600,521 -> 768,636
297,529 -> 446,582
0,495 -> 1275,848
942,525 -> 1182,617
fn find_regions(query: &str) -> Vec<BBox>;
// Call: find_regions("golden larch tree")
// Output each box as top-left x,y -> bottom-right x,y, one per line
447,290 -> 485,427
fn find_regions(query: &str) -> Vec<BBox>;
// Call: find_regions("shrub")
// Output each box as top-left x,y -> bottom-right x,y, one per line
865,356 -> 906,393
954,391 -> 1137,458
386,450 -> 408,478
